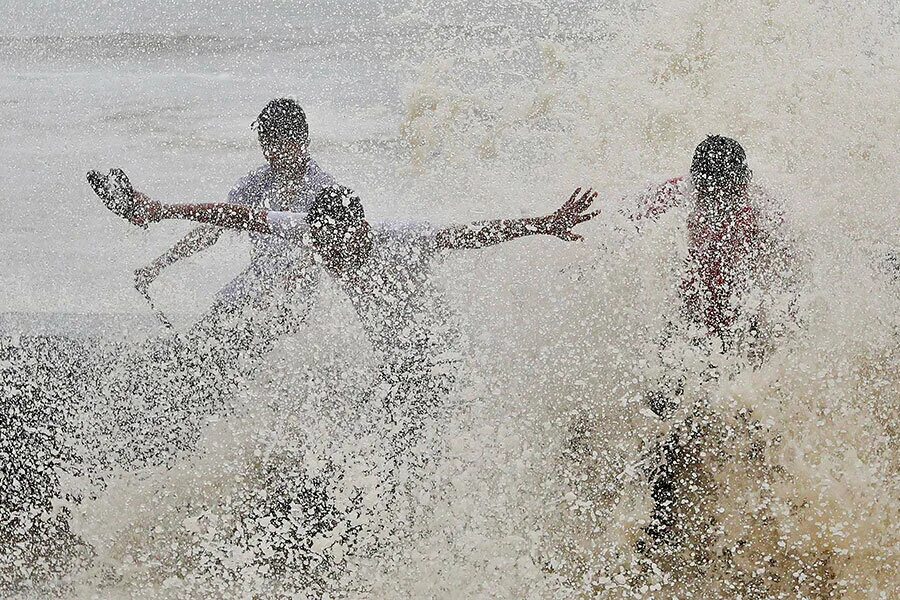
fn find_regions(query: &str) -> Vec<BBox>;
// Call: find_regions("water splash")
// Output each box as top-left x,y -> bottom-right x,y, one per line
1,0 -> 897,598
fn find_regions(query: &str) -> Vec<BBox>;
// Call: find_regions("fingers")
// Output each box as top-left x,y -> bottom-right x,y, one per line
561,187 -> 597,215
576,190 -> 598,213
109,168 -> 134,196
89,167 -> 144,225
553,186 -> 602,239
87,170 -> 112,205
566,187 -> 582,206
557,230 -> 583,242
576,208 -> 603,224
86,170 -> 107,193
574,188 -> 592,208
560,187 -> 600,217
565,186 -> 592,208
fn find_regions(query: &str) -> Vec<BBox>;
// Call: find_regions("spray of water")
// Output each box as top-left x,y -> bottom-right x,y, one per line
1,1 -> 897,598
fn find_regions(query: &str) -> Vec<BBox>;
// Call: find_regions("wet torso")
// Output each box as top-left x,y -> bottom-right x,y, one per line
629,176 -> 784,338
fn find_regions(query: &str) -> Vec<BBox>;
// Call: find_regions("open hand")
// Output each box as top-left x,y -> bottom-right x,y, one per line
542,187 -> 601,241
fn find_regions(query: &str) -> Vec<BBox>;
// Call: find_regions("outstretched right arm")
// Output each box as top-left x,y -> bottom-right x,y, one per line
89,169 -> 284,289
147,198 -> 273,233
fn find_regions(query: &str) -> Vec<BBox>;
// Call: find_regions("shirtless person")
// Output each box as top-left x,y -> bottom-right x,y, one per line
134,98 -> 334,340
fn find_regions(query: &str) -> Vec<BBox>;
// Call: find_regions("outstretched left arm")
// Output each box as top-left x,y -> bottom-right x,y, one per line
435,188 -> 600,251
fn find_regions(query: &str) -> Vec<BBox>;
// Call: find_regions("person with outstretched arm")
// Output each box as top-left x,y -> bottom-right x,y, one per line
88,172 -> 599,261
89,168 -> 600,454
133,98 -> 335,337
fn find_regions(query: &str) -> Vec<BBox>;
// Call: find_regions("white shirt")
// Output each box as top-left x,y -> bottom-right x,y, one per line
215,159 -> 334,309
265,213 -> 458,365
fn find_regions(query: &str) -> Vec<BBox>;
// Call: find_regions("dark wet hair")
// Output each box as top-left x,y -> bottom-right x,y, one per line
307,185 -> 366,231
254,98 -> 309,146
690,135 -> 751,194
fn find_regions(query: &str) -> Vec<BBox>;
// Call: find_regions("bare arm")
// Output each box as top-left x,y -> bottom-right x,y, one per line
132,196 -> 270,291
87,170 -> 281,289
149,198 -> 273,233
115,186 -> 275,233
435,188 -> 600,251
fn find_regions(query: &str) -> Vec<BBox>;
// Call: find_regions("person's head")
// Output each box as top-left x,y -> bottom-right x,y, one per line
690,135 -> 751,208
255,98 -> 310,177
306,185 -> 372,274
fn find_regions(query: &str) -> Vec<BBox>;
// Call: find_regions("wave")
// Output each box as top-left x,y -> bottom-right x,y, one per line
1,0 -> 898,597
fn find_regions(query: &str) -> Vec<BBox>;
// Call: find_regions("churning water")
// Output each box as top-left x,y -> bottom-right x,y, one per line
1,0 -> 897,597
